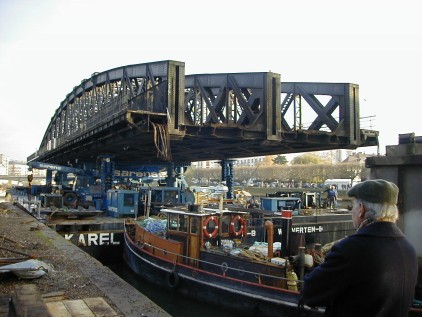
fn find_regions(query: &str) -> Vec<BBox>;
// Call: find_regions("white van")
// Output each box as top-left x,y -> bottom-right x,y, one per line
324,179 -> 352,190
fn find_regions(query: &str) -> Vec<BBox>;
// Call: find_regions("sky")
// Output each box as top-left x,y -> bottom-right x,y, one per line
0,0 -> 421,162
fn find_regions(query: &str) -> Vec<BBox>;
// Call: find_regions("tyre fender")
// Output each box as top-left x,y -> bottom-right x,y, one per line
165,269 -> 180,289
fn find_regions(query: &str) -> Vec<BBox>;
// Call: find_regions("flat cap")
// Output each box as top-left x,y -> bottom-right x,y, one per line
347,179 -> 399,204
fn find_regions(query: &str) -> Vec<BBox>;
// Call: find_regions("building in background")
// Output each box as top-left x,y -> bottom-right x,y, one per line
191,160 -> 221,169
0,154 -> 9,175
235,156 -> 266,167
8,160 -> 28,176
192,156 -> 266,169
342,152 -> 372,163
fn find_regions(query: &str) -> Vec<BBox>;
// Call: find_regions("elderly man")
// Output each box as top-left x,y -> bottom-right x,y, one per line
302,179 -> 418,317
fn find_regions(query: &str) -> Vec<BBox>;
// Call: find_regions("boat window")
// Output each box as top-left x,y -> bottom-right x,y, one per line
168,213 -> 189,233
178,214 -> 188,232
221,215 -> 230,234
168,213 -> 179,230
190,217 -> 199,234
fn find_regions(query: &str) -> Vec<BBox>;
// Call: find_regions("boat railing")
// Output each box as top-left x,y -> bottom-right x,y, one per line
139,241 -> 304,289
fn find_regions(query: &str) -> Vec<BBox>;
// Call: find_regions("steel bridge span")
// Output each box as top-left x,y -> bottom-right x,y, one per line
28,60 -> 378,167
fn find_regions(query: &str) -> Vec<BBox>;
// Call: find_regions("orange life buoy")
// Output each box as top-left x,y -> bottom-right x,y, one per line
203,216 -> 219,238
230,215 -> 245,237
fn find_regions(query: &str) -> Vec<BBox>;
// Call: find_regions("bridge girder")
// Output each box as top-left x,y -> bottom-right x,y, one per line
28,60 -> 378,166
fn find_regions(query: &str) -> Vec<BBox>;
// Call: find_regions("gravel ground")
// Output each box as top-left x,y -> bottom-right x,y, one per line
0,201 -> 123,314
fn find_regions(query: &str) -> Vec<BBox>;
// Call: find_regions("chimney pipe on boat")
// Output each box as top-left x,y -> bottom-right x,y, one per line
146,188 -> 152,218
298,246 -> 305,280
242,218 -> 247,238
265,220 -> 274,259
281,210 -> 292,257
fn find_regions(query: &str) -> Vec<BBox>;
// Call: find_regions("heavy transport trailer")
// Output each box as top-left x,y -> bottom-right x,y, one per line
24,160 -> 181,212
26,161 -> 103,210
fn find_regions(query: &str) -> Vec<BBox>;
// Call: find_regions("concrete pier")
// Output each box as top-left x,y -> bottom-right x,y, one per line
0,202 -> 170,317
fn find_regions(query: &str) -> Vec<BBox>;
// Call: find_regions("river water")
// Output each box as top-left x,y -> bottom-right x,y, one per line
109,261 -> 235,317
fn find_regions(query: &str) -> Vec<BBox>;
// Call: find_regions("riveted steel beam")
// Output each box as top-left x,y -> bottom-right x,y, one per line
29,62 -> 378,166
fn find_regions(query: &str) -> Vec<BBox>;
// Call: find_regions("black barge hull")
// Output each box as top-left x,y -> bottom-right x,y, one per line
123,230 -> 323,317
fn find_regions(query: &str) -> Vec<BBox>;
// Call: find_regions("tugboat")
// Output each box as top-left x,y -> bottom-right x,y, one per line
124,187 -> 326,317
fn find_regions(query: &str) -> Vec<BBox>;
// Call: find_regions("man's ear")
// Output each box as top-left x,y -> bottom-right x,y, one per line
359,203 -> 366,219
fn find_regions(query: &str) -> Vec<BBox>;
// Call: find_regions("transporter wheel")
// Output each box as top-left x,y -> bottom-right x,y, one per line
63,192 -> 77,207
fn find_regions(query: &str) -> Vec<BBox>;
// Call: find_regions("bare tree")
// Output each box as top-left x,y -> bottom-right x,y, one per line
185,160 -> 367,188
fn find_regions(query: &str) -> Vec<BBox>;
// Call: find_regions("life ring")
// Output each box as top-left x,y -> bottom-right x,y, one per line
230,215 -> 245,237
202,216 -> 219,238
166,270 -> 180,289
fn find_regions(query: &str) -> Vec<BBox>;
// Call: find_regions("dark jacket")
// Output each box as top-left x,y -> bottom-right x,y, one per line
302,222 -> 417,317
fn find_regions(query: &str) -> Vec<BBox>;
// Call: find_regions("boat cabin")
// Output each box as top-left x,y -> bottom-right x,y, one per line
133,208 -> 248,262
130,207 -> 292,289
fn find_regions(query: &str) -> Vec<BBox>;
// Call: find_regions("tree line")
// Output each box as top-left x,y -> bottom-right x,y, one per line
185,161 -> 369,187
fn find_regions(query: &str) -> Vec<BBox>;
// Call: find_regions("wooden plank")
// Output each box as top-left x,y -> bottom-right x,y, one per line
43,295 -> 68,302
42,291 -> 67,302
12,284 -> 51,317
0,295 -> 10,317
62,299 -> 95,317
84,297 -> 119,317
42,291 -> 66,298
14,284 -> 39,295
45,302 -> 72,317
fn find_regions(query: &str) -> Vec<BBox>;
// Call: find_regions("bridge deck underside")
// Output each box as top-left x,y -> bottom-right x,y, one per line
40,111 -> 378,166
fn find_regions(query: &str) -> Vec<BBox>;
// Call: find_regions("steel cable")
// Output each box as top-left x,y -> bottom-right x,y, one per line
151,122 -> 172,161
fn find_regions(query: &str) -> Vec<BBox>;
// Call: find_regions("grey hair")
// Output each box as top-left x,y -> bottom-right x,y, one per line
354,198 -> 399,221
